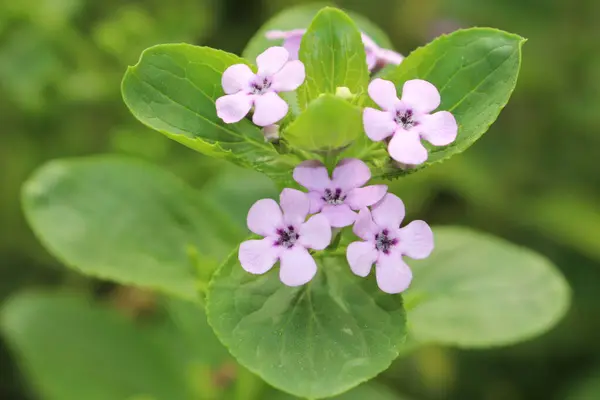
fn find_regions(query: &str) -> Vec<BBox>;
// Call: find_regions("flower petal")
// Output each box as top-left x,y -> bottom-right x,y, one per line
388,130 -> 428,165
366,51 -> 378,70
293,160 -> 331,191
321,204 -> 357,228
361,33 -> 379,51
353,208 -> 379,241
221,64 -> 254,94
239,238 -> 281,274
371,193 -> 405,230
398,220 -> 434,259
299,214 -> 331,250
279,246 -> 317,286
272,60 -> 305,92
283,35 -> 303,60
347,241 -> 378,277
420,111 -> 458,146
256,46 -> 289,76
401,79 -> 440,113
368,78 -> 399,111
247,198 -> 283,236
307,191 -> 325,214
376,253 -> 413,294
265,28 -> 306,40
331,158 -> 371,190
252,92 -> 288,126
280,188 -> 309,227
377,48 -> 404,65
216,93 -> 253,124
345,185 -> 388,210
363,108 -> 396,141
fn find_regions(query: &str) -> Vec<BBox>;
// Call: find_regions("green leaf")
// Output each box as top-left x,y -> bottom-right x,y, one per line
21,156 -> 242,301
242,3 -> 393,61
405,227 -> 570,347
297,7 -> 370,110
206,251 -> 407,399
284,94 -> 362,152
0,291 -> 191,400
377,28 -> 525,178
121,44 -> 298,184
269,382 -> 411,400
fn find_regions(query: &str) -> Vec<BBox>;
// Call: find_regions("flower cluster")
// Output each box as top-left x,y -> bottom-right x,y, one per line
238,159 -> 433,293
216,36 -> 456,293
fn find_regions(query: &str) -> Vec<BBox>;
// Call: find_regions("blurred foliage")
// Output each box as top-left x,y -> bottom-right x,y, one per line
0,0 -> 598,399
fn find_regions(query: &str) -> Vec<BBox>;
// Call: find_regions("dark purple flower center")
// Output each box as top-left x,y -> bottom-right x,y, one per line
375,229 -> 398,254
322,188 -> 346,205
395,109 -> 417,129
275,225 -> 299,249
250,77 -> 272,95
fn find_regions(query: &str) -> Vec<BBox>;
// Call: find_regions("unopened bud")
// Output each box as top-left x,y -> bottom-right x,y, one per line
335,86 -> 355,100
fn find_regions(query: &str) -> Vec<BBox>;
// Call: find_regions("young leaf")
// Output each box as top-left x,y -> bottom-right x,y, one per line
284,94 -> 362,152
297,7 -> 370,109
405,227 -> 570,347
243,4 -> 393,61
0,291 -> 192,400
21,156 -> 243,301
121,44 -> 298,184
375,28 -> 525,178
206,251 -> 407,399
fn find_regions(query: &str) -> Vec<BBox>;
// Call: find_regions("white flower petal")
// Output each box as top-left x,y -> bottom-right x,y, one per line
216,93 -> 253,124
347,241 -> 378,277
252,92 -> 288,126
420,111 -> 458,146
239,238 -> 281,274
398,220 -> 434,259
271,60 -> 305,92
247,198 -> 282,236
256,46 -> 289,76
279,246 -> 317,287
221,64 -> 254,94
368,78 -> 399,111
401,79 -> 441,113
376,252 -> 413,294
371,193 -> 405,230
363,107 -> 396,141
388,130 -> 428,165
280,188 -> 309,227
299,214 -> 331,250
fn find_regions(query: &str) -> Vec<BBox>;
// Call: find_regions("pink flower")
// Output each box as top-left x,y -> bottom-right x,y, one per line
346,193 -> 433,294
363,78 -> 458,165
361,33 -> 404,71
239,189 -> 331,286
216,46 -> 305,127
265,29 -> 306,60
293,158 -> 387,228
265,29 -> 403,71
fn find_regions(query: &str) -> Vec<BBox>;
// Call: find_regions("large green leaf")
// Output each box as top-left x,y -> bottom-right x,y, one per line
206,251 -> 407,399
297,7 -> 370,110
121,44 -> 299,184
284,94 -> 362,152
0,291 -> 190,400
405,227 -> 570,347
270,382 -> 410,400
22,156 -> 242,301
376,28 -> 525,178
242,4 -> 392,61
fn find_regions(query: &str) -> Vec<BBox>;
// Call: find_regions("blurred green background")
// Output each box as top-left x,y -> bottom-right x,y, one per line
1,0 -> 599,399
